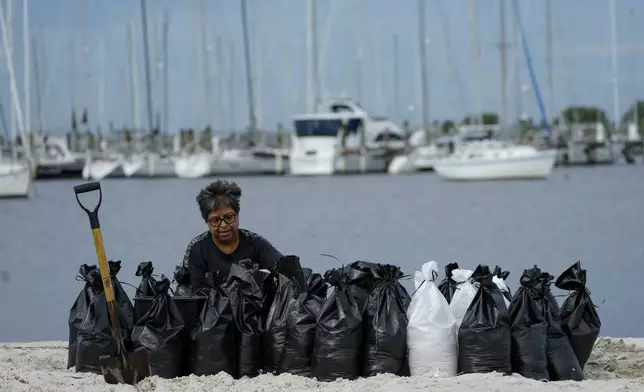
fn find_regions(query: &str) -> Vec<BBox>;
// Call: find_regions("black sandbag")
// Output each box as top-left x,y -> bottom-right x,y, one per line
109,260 -> 135,331
555,261 -> 601,369
67,264 -> 101,369
493,265 -> 512,302
538,271 -> 584,381
173,265 -> 192,297
437,262 -> 460,304
228,263 -> 265,379
263,273 -> 298,374
278,271 -> 327,376
135,261 -> 157,298
344,261 -> 380,291
191,272 -> 236,376
363,264 -> 411,377
311,267 -> 368,381
276,255 -> 307,293
458,264 -> 511,375
75,290 -> 132,374
131,278 -> 185,378
508,267 -> 549,381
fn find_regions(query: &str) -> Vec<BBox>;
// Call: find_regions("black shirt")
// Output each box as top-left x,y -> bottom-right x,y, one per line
182,229 -> 283,289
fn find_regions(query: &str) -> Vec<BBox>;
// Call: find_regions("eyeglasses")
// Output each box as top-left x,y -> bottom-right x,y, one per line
208,213 -> 237,227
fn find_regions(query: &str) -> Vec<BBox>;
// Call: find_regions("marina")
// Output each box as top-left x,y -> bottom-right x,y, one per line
2,4 -> 644,391
0,0 -> 641,192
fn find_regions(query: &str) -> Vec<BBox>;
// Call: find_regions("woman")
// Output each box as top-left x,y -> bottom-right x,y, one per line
182,180 -> 283,289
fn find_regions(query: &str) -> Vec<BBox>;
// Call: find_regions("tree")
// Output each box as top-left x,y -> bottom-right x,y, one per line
620,101 -> 644,130
518,117 -> 536,136
462,113 -> 500,125
441,120 -> 455,135
560,106 -> 613,135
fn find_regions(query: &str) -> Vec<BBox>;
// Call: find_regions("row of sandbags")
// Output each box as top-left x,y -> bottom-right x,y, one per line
67,259 -> 600,382
67,260 -> 201,374
139,260 -> 411,380
66,259 -> 412,380
67,258 -> 324,378
419,260 -> 601,381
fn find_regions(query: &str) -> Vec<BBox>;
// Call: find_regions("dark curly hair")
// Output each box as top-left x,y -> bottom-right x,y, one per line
196,180 -> 242,221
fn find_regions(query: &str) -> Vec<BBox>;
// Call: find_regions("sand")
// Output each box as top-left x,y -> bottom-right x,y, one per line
1,338 -> 643,392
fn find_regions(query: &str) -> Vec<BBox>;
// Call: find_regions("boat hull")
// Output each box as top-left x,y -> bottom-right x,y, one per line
82,159 -> 121,181
212,154 -> 289,176
174,153 -> 212,179
433,151 -> 557,181
0,162 -> 30,198
290,151 -> 388,176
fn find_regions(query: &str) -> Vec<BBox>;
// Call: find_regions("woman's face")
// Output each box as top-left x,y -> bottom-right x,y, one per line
206,206 -> 239,244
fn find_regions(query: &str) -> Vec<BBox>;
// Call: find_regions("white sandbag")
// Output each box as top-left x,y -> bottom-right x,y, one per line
449,268 -> 478,328
492,275 -> 511,308
407,261 -> 458,377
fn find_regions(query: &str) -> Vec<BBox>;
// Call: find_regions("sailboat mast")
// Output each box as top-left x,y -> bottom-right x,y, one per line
97,38 -> 105,133
417,0 -> 430,134
7,0 -> 15,159
608,0 -> 620,130
23,0 -> 29,134
200,0 -> 212,128
127,22 -> 141,130
499,0 -> 508,128
240,0 -> 256,130
215,36 -> 223,129
32,35 -> 43,133
227,43 -> 236,129
0,0 -> 31,160
393,34 -> 400,122
311,1 -> 320,111
469,0 -> 483,127
162,9 -> 169,132
140,0 -> 154,131
513,0 -> 522,121
253,14 -> 263,129
306,0 -> 317,113
545,0 -> 554,125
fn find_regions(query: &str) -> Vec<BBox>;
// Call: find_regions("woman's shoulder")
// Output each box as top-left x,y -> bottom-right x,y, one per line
186,231 -> 209,247
239,229 -> 272,247
181,231 -> 209,265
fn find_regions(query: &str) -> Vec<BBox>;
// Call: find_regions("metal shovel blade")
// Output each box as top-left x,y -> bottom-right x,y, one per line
99,346 -> 150,385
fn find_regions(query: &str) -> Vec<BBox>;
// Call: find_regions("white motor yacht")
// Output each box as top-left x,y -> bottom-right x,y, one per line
290,99 -> 406,176
32,136 -> 85,178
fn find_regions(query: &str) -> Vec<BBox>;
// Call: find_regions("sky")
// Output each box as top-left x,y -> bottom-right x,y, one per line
0,0 -> 643,134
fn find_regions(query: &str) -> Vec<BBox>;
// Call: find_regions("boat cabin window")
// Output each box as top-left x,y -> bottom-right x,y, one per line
346,118 -> 362,134
294,119 -> 342,137
374,131 -> 404,142
330,104 -> 354,113
294,118 -> 363,137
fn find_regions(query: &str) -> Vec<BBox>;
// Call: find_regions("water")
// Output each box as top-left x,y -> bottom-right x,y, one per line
1,166 -> 642,342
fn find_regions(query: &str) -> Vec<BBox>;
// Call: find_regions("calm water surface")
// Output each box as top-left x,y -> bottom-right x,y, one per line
1,166 -> 642,341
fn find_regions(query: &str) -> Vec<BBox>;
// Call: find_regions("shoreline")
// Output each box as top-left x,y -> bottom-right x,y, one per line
1,337 -> 642,391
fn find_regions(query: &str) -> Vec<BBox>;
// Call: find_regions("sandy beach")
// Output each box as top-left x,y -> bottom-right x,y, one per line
0,338 -> 642,392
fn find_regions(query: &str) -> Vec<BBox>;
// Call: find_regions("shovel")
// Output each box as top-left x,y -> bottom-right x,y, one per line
73,181 -> 150,385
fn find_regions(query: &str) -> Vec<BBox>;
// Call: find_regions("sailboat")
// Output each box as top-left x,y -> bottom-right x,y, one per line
432,0 -> 557,181
0,0 -> 32,198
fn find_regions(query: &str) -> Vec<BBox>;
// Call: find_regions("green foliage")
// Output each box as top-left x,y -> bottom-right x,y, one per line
441,120 -> 455,135
462,113 -> 500,125
620,101 -> 644,130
